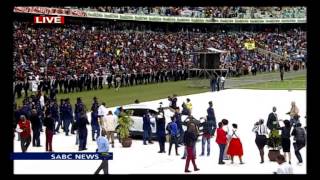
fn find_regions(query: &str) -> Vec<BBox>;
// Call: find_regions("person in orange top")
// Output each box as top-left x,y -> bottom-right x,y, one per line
17,115 -> 32,152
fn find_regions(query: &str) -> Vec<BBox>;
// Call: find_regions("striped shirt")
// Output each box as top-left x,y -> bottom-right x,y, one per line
252,124 -> 268,136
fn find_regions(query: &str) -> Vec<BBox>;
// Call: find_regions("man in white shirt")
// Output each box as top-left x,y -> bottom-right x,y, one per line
98,102 -> 108,121
274,154 -> 293,174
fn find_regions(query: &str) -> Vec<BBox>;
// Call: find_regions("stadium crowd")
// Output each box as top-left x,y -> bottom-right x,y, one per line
13,20 -> 306,99
80,6 -> 306,19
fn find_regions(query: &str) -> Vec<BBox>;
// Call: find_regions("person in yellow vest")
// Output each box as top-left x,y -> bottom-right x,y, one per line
186,98 -> 193,115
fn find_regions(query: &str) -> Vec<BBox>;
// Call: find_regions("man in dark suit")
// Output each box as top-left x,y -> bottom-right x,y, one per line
267,106 -> 279,130
58,77 -> 64,93
98,75 -> 103,89
93,75 -> 98,90
23,80 -> 29,98
63,77 -> 68,94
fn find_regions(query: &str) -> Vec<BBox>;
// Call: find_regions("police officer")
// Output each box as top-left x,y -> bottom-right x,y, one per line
91,97 -> 100,141
63,98 -> 73,136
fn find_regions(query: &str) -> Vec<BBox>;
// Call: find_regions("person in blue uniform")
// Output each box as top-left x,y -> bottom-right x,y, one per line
174,108 -> 184,145
59,99 -> 65,132
73,97 -> 85,134
91,97 -> 100,141
78,112 -> 89,151
50,99 -> 60,134
156,112 -> 166,153
63,98 -> 73,136
143,110 -> 154,145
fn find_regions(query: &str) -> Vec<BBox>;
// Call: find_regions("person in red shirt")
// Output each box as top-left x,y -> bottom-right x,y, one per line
17,115 -> 32,152
216,121 -> 227,164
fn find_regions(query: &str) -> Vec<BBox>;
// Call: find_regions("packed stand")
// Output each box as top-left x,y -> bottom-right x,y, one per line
79,6 -> 306,19
13,21 -> 306,99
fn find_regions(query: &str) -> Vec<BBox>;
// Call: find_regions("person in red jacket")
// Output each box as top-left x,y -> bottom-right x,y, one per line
17,115 -> 32,152
216,121 -> 227,164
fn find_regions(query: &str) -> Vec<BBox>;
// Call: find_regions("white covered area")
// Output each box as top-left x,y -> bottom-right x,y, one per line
14,89 -> 306,174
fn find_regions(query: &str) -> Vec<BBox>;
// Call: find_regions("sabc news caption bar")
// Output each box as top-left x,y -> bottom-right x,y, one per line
11,152 -> 113,160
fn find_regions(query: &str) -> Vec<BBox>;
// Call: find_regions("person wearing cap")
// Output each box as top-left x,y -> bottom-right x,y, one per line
156,112 -> 166,153
17,115 -> 32,152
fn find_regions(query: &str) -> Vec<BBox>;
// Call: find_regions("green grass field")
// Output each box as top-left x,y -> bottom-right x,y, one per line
238,75 -> 306,90
15,81 -> 208,109
15,72 -> 306,109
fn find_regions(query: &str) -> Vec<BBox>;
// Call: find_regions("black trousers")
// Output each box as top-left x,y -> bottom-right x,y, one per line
32,128 -> 41,146
158,135 -> 166,152
21,136 -> 31,152
168,135 -> 179,155
95,160 -> 109,174
293,142 -> 305,163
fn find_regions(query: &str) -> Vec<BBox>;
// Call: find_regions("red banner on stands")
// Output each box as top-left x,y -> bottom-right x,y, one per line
14,7 -> 86,17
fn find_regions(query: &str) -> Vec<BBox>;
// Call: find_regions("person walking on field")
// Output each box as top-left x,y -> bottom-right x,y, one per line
103,111 -> 117,148
17,115 -> 32,152
216,122 -> 227,164
227,124 -> 244,164
94,129 -> 110,175
43,112 -> 55,152
252,119 -> 268,163
277,120 -> 292,164
184,123 -> 200,173
287,101 -> 299,121
291,123 -> 306,165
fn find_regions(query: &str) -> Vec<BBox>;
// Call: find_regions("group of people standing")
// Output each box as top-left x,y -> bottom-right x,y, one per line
253,101 -> 306,171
